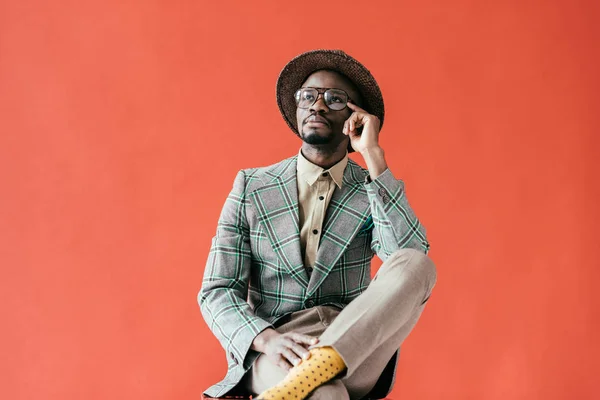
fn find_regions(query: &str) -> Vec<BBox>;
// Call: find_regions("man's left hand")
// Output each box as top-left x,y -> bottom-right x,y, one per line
343,102 -> 381,154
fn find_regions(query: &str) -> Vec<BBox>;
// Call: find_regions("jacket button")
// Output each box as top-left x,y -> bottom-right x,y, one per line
382,195 -> 390,204
306,300 -> 315,308
378,187 -> 388,197
230,352 -> 238,364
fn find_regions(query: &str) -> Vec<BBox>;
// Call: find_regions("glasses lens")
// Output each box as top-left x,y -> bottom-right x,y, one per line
295,88 -> 318,109
324,89 -> 348,110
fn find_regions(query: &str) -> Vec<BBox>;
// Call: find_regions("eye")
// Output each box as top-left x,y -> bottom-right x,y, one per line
303,92 -> 315,101
329,96 -> 343,103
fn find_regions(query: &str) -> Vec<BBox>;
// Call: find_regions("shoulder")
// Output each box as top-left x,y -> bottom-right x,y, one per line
234,155 -> 298,191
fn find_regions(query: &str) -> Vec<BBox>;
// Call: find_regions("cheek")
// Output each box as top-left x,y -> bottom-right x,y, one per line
296,109 -> 304,129
333,111 -> 351,127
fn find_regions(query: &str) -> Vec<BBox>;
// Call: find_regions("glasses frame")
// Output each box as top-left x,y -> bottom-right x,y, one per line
294,87 -> 354,111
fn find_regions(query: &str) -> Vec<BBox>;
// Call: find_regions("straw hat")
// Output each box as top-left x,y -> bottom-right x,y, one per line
276,49 -> 385,139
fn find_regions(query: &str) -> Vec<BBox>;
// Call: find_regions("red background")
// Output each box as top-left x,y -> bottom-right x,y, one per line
1,0 -> 599,399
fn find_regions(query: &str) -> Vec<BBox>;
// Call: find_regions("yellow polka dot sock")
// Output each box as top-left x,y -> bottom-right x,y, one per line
256,346 -> 346,400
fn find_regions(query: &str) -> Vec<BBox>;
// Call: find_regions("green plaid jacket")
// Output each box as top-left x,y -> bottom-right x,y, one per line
199,155 -> 429,397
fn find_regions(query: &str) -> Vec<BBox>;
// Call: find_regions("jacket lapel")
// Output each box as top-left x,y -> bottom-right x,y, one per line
307,160 -> 371,297
249,156 -> 309,289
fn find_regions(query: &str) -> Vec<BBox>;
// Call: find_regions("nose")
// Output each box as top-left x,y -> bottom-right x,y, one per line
309,93 -> 329,113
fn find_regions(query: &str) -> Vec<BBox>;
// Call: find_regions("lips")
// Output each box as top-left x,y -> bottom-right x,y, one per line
304,115 -> 330,127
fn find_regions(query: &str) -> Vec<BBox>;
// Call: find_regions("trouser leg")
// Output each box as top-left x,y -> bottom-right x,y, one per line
243,307 -> 341,396
245,352 -> 287,395
243,249 -> 436,399
317,248 -> 437,399
307,380 -> 349,400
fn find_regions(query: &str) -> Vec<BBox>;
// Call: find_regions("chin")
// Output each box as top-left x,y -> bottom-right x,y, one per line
301,129 -> 335,145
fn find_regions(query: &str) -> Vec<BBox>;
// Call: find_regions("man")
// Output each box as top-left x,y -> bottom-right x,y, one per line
199,49 -> 437,400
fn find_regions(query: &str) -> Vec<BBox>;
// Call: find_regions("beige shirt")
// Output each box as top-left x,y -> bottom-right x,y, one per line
296,150 -> 348,273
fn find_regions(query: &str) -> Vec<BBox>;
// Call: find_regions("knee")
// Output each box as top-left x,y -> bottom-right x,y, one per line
386,248 -> 437,284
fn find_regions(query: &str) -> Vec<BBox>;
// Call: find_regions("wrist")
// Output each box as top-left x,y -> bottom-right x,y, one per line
360,145 -> 384,158
361,146 -> 387,180
251,328 -> 278,353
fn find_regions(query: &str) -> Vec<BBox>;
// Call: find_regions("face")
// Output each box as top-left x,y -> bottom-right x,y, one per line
295,70 -> 362,148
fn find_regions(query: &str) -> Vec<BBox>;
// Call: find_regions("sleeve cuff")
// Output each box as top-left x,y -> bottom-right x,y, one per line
365,169 -> 404,201
232,318 -> 274,369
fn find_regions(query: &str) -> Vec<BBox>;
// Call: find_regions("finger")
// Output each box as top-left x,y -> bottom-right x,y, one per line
281,347 -> 302,366
275,355 -> 293,371
345,115 -> 358,135
289,341 -> 311,360
281,338 -> 305,363
346,113 -> 358,134
350,112 -> 368,132
291,333 -> 320,346
343,120 -> 349,135
347,101 -> 367,113
354,118 -> 365,129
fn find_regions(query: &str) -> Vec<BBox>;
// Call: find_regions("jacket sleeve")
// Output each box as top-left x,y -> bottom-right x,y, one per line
198,170 -> 272,369
365,168 -> 430,261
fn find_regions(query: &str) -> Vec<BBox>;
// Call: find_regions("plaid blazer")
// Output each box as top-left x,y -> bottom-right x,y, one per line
199,155 -> 429,398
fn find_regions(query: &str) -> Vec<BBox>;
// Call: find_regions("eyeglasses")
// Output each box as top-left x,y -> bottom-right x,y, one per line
294,87 -> 353,111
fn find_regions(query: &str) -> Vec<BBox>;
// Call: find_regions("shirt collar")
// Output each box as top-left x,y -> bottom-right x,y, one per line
297,149 -> 348,189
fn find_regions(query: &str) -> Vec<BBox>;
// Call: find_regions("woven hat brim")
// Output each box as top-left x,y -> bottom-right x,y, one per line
276,49 -> 385,137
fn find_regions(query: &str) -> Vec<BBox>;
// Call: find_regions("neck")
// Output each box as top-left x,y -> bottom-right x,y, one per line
300,142 -> 347,169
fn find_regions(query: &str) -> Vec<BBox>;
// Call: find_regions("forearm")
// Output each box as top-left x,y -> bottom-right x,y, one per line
200,284 -> 273,364
361,146 -> 387,181
200,231 -> 272,363
366,168 -> 430,257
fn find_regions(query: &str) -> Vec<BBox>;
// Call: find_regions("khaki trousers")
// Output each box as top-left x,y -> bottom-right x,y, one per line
244,248 -> 437,400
